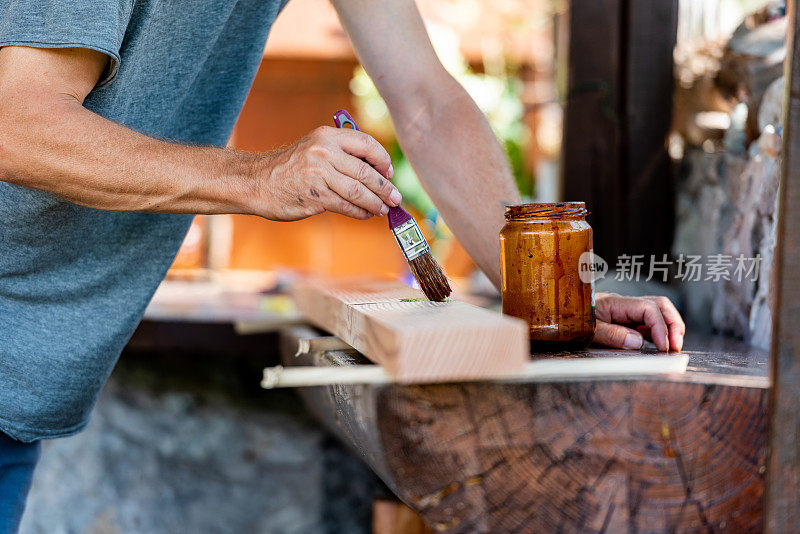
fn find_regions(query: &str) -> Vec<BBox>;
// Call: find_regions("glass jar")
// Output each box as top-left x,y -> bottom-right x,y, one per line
500,202 -> 595,351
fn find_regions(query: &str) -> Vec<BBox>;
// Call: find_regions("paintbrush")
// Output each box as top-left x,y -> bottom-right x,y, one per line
333,109 -> 451,302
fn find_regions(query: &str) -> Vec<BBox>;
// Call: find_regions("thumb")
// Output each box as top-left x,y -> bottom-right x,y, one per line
594,321 -> 644,350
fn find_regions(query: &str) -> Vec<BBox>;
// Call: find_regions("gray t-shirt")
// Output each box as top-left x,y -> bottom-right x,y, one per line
0,0 -> 289,441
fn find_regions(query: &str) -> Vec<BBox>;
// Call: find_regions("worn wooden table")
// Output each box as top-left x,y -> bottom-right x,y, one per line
281,326 -> 768,532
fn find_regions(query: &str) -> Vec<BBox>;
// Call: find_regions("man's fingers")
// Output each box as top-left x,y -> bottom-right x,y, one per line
321,188 -> 373,220
594,321 -> 644,350
633,302 -> 670,352
330,153 -> 401,208
324,170 -> 387,217
602,297 -> 670,351
334,128 -> 393,179
644,296 -> 685,352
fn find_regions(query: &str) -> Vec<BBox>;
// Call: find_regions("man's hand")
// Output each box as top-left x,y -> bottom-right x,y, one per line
251,126 -> 400,221
593,293 -> 685,352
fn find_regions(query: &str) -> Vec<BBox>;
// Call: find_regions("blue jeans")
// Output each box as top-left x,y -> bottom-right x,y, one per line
0,432 -> 39,534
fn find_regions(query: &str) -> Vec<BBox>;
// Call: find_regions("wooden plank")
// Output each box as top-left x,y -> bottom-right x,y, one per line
261,355 -> 690,387
282,327 -> 768,532
283,332 -> 767,533
291,278 -> 528,382
766,0 -> 800,528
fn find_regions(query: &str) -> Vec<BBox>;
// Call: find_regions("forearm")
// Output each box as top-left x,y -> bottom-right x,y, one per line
390,76 -> 521,288
0,93 -> 252,214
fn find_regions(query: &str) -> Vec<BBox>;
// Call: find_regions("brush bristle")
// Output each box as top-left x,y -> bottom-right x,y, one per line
409,251 -> 451,302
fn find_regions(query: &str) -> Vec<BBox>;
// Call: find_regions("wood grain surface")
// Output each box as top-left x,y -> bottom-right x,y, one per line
283,327 -> 768,532
373,500 -> 435,534
291,278 -> 528,382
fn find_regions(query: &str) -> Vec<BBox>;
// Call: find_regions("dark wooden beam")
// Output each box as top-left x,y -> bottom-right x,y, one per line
766,0 -> 800,528
622,0 -> 678,259
561,0 -> 624,261
562,0 -> 677,262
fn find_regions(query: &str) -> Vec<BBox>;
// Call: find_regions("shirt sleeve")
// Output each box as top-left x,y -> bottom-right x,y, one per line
0,0 -> 135,88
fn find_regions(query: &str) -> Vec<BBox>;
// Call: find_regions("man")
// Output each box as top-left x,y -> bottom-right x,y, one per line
0,0 -> 685,529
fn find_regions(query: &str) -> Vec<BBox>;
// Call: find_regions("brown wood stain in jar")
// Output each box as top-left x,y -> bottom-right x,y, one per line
500,202 -> 595,352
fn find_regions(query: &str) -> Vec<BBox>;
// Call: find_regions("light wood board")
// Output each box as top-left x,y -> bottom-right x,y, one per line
261,354 -> 689,388
291,278 -> 529,382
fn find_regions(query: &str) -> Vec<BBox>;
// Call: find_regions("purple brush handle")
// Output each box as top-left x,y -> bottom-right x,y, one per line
333,109 -> 360,131
331,110 -> 412,229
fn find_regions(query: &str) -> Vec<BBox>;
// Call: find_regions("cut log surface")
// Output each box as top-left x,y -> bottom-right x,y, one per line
292,278 -> 529,382
281,326 -> 768,533
372,500 -> 435,534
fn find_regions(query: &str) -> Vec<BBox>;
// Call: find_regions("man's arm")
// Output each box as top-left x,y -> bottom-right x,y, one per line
331,0 -> 521,289
0,46 -> 402,221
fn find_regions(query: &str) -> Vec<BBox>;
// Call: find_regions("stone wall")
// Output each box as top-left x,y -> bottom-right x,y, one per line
673,146 -> 779,348
20,347 -> 386,534
672,6 -> 787,349
673,78 -> 783,349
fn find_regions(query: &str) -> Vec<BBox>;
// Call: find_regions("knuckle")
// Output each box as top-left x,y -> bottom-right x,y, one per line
360,134 -> 376,154
342,202 -> 357,214
339,199 -> 361,217
309,143 -> 330,158
311,125 -> 331,138
348,182 -> 363,200
342,202 -> 371,219
356,161 -> 371,182
307,166 -> 325,180
351,206 -> 370,220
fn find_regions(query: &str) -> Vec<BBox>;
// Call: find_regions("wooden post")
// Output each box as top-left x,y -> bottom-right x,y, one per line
561,0 -> 624,261
622,0 -> 678,260
562,0 -> 678,262
767,0 -> 800,528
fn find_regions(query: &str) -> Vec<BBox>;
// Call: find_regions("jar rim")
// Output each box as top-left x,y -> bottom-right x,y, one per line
504,202 -> 588,220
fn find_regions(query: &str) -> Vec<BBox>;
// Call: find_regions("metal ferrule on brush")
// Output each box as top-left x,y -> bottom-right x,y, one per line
391,218 -> 430,261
